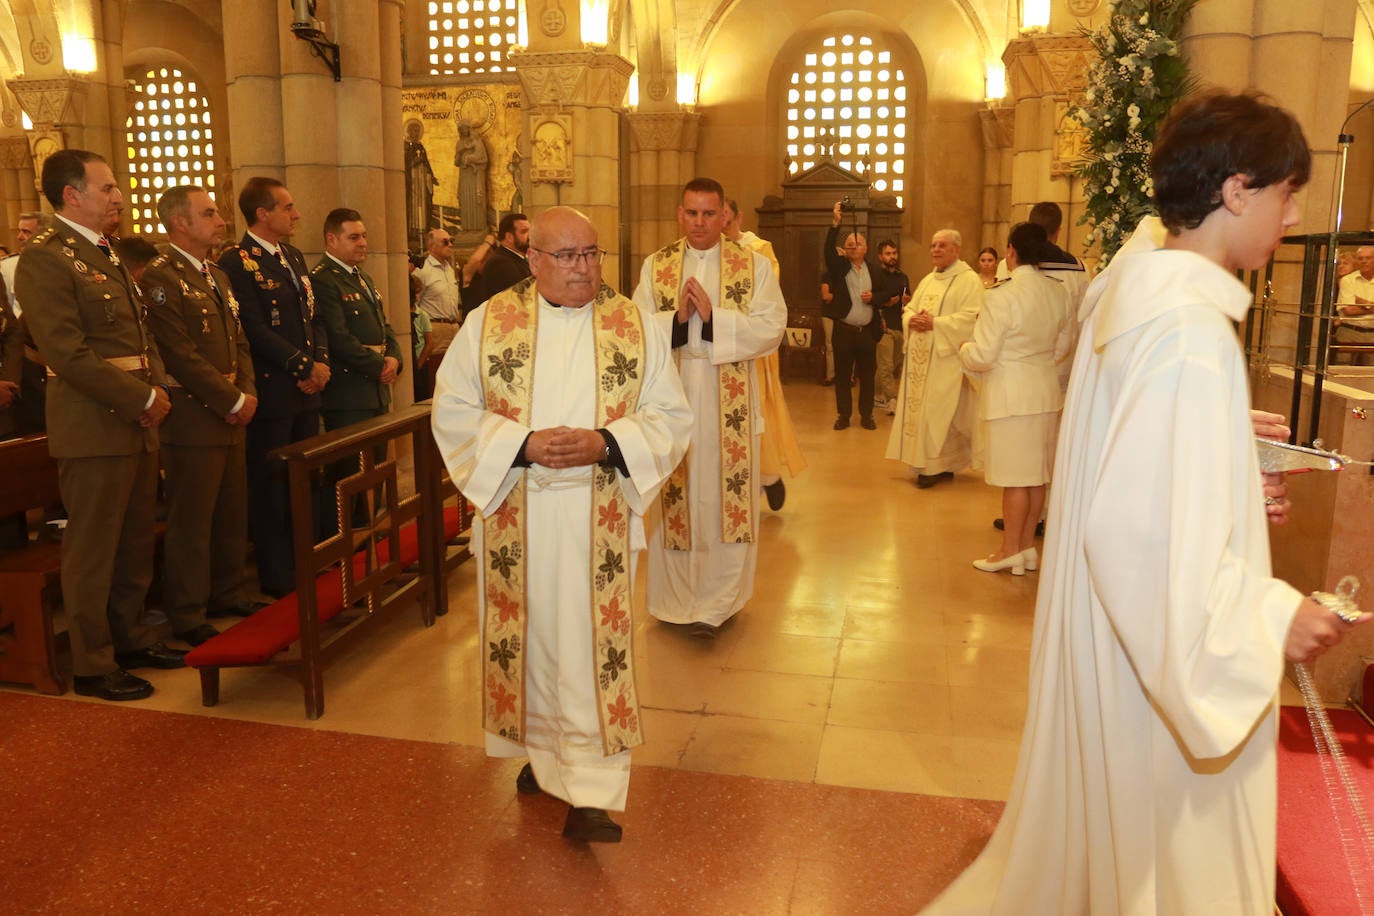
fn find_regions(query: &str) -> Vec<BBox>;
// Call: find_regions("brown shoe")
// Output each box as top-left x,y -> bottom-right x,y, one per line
562,807 -> 622,843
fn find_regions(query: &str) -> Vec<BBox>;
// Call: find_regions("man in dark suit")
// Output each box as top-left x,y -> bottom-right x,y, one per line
144,185 -> 259,646
469,211 -> 530,310
822,200 -> 884,430
17,149 -> 184,700
218,177 -> 329,597
312,208 -> 403,535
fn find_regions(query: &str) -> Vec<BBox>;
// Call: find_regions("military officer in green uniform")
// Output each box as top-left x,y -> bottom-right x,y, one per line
144,185 -> 259,647
311,208 -> 402,534
17,149 -> 185,701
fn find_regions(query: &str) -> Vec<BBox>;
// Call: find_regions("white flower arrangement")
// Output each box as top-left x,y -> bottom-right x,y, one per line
1075,0 -> 1199,264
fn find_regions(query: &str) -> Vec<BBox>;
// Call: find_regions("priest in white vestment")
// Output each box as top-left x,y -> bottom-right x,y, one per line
633,178 -> 786,636
886,229 -> 983,487
432,207 -> 692,843
925,92 -> 1365,914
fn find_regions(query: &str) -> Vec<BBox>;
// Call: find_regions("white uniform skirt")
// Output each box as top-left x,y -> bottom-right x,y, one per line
983,411 -> 1059,487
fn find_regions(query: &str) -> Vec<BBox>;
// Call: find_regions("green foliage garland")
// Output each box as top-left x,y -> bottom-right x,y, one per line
1075,0 -> 1198,264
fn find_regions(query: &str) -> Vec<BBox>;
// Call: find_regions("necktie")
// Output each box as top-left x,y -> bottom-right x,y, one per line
97,236 -> 118,265
201,262 -> 221,301
278,249 -> 299,291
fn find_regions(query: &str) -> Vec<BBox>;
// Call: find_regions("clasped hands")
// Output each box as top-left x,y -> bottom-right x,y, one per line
909,309 -> 934,332
526,426 -> 605,469
676,277 -> 713,324
297,361 -> 331,395
138,386 -> 171,428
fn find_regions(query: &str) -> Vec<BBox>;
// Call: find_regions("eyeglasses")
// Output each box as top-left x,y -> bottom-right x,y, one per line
531,247 -> 606,268
437,238 -> 453,246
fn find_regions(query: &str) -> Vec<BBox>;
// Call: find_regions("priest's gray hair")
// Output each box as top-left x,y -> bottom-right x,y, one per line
934,228 -> 962,247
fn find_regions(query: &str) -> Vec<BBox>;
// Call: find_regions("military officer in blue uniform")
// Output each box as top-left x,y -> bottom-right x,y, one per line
217,177 -> 329,597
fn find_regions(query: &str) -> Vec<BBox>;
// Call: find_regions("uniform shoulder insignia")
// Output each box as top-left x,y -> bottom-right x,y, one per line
33,228 -> 56,244
310,263 -> 324,275
220,244 -> 241,256
148,253 -> 170,268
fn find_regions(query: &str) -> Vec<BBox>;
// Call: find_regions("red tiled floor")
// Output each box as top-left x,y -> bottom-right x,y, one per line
0,692 -> 1000,913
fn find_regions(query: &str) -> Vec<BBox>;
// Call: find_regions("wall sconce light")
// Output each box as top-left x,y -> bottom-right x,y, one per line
1021,0 -> 1050,32
985,62 -> 1006,101
289,0 -> 341,81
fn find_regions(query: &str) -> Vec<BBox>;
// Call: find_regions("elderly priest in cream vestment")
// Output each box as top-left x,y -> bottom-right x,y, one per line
432,207 -> 691,843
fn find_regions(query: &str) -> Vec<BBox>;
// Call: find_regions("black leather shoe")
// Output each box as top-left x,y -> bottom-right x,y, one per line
763,480 -> 786,511
173,624 -> 220,648
516,762 -> 543,795
114,642 -> 187,670
860,416 -> 877,430
833,417 -> 850,430
916,471 -> 954,489
563,807 -> 622,843
72,669 -> 153,701
207,602 -> 266,619
992,518 -> 1044,537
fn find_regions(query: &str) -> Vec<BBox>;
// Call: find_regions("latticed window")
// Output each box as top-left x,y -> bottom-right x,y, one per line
784,34 -> 908,207
125,67 -> 215,235
428,0 -> 521,75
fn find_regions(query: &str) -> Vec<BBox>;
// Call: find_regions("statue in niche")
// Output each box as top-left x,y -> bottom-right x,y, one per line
453,121 -> 489,234
404,118 -> 438,249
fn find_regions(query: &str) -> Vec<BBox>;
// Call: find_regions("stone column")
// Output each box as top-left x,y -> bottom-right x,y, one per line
510,49 -> 634,283
626,111 -> 700,273
0,138 -> 35,246
221,0 -> 410,408
1001,34 -> 1096,260
978,103 -> 1013,252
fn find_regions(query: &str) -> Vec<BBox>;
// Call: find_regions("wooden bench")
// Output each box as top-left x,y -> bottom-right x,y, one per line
0,434 -> 65,695
184,404 -> 472,718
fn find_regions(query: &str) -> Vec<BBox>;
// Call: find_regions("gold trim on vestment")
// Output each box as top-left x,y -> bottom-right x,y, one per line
651,238 -> 756,548
478,280 -> 648,755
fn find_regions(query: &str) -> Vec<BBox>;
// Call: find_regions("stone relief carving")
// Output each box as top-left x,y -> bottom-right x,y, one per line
0,136 -> 33,169
7,76 -> 89,127
1052,99 -> 1090,175
531,116 -> 573,183
1066,0 -> 1102,16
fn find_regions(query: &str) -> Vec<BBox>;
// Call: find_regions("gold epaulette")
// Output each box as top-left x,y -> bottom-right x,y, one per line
32,227 -> 56,244
148,253 -> 170,269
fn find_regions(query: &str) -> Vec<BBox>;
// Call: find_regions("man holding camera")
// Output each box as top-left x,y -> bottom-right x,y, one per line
822,200 -> 884,430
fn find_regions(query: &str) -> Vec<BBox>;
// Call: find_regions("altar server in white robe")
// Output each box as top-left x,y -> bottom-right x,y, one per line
633,177 -> 786,637
925,92 -> 1366,915
886,229 -> 983,488
432,207 -> 692,843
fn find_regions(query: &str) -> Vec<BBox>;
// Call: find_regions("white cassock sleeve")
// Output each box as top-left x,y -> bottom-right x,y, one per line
708,251 -> 786,364
430,306 -> 530,516
1082,345 -> 1301,761
632,252 -> 786,362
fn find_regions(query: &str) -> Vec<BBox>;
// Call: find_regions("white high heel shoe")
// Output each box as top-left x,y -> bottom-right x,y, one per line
1021,547 -> 1039,572
973,551 -> 1025,576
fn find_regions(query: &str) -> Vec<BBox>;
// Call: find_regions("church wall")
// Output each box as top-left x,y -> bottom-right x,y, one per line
689,0 -> 985,268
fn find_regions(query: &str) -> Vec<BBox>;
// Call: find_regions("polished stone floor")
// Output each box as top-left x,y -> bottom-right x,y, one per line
56,381 -> 1038,801
2,381 -> 1054,913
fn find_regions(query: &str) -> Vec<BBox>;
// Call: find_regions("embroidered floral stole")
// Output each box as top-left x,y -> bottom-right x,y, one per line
650,239 -> 756,548
479,280 -> 647,755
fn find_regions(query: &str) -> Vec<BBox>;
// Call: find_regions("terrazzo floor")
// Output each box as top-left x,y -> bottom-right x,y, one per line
6,378 -> 1286,912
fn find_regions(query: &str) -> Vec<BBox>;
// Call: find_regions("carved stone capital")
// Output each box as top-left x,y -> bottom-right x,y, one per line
626,111 -> 700,153
1002,34 -> 1095,101
979,104 -> 1015,150
507,49 -> 634,111
6,75 -> 89,127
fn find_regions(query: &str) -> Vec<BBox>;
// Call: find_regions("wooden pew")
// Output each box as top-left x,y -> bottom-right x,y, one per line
0,434 -> 65,694
184,404 -> 471,718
